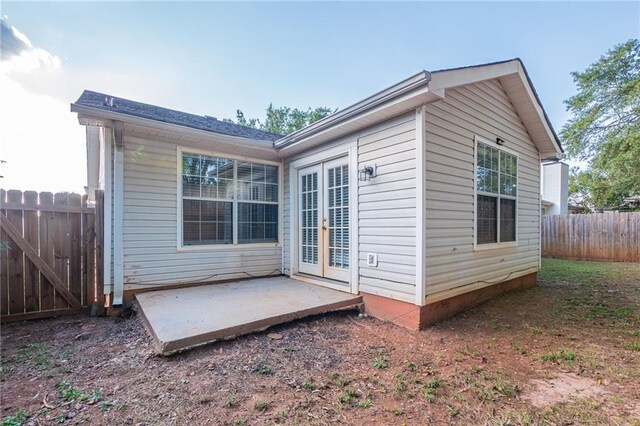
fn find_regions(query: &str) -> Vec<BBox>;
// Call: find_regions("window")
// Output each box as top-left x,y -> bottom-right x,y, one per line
181,151 -> 278,246
475,140 -> 517,246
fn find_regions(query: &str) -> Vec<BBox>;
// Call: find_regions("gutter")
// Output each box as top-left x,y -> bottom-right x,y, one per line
274,70 -> 432,149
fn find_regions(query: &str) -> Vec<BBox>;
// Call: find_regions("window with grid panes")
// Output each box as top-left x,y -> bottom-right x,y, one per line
181,152 -> 278,246
475,141 -> 517,245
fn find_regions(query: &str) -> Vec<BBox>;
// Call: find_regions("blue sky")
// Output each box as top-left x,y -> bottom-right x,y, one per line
1,1 -> 638,192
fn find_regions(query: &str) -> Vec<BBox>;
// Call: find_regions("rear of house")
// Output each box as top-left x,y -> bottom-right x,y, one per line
72,58 -> 563,329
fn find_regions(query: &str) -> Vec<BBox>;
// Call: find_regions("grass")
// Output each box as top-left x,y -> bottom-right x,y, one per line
254,401 -> 269,411
625,341 -> 640,351
56,380 -> 102,403
2,411 -> 29,426
541,349 -> 577,364
15,343 -> 52,369
302,379 -> 316,391
373,355 -> 388,369
224,396 -> 236,408
254,364 -> 273,376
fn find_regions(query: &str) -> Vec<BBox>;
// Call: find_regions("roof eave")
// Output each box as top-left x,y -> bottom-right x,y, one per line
274,70 -> 433,150
70,103 -> 277,153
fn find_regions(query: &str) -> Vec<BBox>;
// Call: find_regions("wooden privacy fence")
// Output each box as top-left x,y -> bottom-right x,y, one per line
542,212 -> 640,262
0,189 -> 103,322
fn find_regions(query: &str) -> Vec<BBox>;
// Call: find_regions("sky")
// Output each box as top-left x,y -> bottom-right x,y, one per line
1,1 -> 638,193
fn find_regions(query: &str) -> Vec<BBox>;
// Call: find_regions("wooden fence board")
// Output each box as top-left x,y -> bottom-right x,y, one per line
39,192 -> 56,312
0,190 -> 102,322
68,193 -> 82,306
23,191 -> 40,312
7,190 -> 24,314
542,212 -> 640,262
53,192 -> 69,310
0,189 -> 8,316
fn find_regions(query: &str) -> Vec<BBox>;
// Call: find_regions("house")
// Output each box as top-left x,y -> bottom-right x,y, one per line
71,58 -> 563,331
541,161 -> 569,215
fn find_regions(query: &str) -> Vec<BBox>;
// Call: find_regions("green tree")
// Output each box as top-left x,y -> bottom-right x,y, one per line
224,104 -> 335,135
561,39 -> 640,210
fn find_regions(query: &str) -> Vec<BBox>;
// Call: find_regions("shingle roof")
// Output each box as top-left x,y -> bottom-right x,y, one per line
73,90 -> 283,142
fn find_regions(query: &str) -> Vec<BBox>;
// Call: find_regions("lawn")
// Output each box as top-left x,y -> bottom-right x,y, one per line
1,259 -> 639,425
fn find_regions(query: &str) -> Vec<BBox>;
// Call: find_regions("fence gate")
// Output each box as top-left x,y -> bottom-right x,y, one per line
0,189 -> 103,322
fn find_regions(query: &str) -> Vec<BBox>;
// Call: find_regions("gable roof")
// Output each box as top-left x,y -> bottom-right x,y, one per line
72,90 -> 282,142
429,58 -> 563,158
275,58 -> 563,160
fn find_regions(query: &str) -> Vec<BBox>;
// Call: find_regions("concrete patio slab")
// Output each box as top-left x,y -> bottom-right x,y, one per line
135,276 -> 362,355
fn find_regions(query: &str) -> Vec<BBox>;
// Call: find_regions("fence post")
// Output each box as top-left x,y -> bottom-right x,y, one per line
93,190 -> 105,316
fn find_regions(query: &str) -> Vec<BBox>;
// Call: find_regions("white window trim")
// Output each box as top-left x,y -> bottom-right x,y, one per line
473,135 -> 519,251
176,146 -> 283,252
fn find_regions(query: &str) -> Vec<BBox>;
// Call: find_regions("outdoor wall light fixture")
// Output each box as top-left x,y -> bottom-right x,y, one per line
359,164 -> 377,181
496,137 -> 505,146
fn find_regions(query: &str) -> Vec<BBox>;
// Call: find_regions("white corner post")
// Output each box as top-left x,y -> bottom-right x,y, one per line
415,105 -> 427,306
112,120 -> 125,305
349,142 -> 359,295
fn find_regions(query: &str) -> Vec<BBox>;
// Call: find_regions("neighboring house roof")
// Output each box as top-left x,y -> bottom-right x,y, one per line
541,199 -> 554,207
275,58 -> 563,160
72,90 -> 282,142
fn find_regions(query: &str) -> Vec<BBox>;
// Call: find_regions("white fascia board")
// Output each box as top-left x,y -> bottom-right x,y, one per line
71,104 -> 277,156
275,71 -> 433,150
513,61 -> 564,159
430,60 -> 563,160
429,60 -> 520,92
277,86 -> 441,157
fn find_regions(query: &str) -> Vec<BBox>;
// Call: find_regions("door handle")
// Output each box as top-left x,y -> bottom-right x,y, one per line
322,217 -> 327,230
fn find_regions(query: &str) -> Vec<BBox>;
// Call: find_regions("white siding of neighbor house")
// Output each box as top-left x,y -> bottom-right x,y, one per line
121,135 -> 283,291
424,79 -> 541,296
282,112 -> 417,303
542,162 -> 569,215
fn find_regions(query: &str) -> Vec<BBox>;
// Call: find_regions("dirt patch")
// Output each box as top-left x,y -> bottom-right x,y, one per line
2,259 -> 639,425
524,373 -> 607,408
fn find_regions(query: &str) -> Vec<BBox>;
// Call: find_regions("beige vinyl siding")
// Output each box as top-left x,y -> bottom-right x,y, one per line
281,113 -> 417,302
424,79 -> 540,296
358,112 -> 416,302
282,157 -> 291,274
121,136 -> 282,290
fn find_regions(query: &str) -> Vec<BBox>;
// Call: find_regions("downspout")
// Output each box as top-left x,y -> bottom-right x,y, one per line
112,120 -> 125,305
102,128 -> 113,297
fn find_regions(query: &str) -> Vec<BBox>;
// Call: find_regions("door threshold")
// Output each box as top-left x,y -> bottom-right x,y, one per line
290,273 -> 352,294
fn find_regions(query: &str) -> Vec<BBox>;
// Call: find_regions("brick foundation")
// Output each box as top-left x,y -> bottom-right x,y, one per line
362,272 -> 537,330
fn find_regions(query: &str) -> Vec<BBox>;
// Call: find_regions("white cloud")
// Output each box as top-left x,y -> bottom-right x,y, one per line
0,16 -> 61,74
0,18 -> 85,194
0,74 -> 86,193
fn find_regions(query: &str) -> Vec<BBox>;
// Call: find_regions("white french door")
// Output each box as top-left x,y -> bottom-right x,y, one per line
298,158 -> 350,283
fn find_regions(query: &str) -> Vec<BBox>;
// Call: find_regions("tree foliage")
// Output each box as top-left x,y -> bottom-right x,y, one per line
561,39 -> 640,210
224,104 -> 336,135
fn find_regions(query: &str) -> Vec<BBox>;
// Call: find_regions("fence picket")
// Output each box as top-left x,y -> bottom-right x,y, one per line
0,190 -> 102,322
542,212 -> 640,262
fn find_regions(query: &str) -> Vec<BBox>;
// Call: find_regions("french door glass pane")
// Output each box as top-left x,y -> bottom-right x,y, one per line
301,172 -> 319,264
328,165 -> 349,268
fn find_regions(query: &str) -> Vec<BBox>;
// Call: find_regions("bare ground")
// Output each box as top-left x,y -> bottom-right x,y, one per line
2,259 -> 639,425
